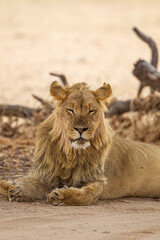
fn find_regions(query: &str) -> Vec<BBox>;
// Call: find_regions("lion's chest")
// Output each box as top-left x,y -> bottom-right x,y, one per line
59,169 -> 83,188
56,152 -> 104,187
57,159 -> 88,187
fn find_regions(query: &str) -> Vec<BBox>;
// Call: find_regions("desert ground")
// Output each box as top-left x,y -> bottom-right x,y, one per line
0,0 -> 160,239
1,195 -> 160,240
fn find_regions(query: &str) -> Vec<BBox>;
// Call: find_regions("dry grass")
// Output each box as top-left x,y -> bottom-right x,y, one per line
110,94 -> 160,145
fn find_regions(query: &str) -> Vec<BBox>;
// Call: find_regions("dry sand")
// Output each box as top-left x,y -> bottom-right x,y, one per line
1,0 -> 160,239
1,195 -> 160,240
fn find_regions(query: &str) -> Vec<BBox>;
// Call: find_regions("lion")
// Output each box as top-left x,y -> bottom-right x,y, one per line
0,81 -> 160,206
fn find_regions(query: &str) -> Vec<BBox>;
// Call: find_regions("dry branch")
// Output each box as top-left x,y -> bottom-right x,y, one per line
133,27 -> 158,67
49,72 -> 69,86
133,27 -> 160,96
107,100 -> 131,117
0,104 -> 36,118
0,100 -> 131,119
32,94 -> 48,106
133,60 -> 160,95
0,93 -> 51,119
107,94 -> 160,117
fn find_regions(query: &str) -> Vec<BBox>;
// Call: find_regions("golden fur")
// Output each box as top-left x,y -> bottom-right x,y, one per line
0,82 -> 160,205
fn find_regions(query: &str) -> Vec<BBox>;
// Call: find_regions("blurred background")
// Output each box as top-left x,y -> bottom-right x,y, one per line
0,0 -> 160,106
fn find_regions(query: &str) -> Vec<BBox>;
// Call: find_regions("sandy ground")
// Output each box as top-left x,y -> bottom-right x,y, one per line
1,0 -> 160,239
1,195 -> 160,240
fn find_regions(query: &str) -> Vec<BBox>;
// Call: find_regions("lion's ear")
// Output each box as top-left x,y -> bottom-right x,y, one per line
94,83 -> 112,102
50,81 -> 67,100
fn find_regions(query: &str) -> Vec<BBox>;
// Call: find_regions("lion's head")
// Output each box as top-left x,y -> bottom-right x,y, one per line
33,81 -> 113,185
50,81 -> 112,151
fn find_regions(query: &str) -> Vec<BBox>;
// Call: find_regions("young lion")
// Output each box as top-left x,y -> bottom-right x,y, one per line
0,81 -> 160,205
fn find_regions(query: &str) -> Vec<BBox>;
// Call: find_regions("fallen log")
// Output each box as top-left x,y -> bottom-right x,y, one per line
0,94 -> 54,119
0,104 -> 36,118
107,100 -> 131,117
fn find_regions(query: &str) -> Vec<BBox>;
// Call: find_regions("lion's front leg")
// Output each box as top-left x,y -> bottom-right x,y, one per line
0,180 -> 24,202
0,177 -> 51,202
47,181 -> 104,206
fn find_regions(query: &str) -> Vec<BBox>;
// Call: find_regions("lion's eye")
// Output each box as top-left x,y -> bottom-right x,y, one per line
89,110 -> 95,115
67,109 -> 74,114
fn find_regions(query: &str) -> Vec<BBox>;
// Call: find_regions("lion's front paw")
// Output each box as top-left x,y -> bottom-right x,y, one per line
8,185 -> 24,202
47,187 -> 77,206
47,188 -> 66,206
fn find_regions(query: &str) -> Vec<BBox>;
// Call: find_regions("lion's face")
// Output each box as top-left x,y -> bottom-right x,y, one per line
50,82 -> 112,149
59,91 -> 103,149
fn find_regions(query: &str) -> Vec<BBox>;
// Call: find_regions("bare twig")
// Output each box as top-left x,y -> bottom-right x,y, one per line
32,94 -> 48,106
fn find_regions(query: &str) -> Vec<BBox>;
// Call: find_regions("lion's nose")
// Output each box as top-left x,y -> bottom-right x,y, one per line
74,127 -> 88,134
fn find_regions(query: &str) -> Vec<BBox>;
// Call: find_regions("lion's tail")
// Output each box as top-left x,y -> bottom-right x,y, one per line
0,180 -> 10,196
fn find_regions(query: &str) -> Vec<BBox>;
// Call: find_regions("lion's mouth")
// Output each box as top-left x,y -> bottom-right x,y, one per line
73,138 -> 88,144
71,138 -> 91,150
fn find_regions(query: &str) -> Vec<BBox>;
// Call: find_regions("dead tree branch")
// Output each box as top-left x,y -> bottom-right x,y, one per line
32,94 -> 48,106
0,101 -> 135,119
0,105 -> 37,118
107,100 -> 131,117
132,27 -> 160,96
133,27 -> 158,67
49,73 -> 69,86
1,95 -> 160,119
133,60 -> 160,94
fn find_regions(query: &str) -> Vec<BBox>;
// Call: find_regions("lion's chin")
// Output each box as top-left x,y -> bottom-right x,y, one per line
71,139 -> 90,150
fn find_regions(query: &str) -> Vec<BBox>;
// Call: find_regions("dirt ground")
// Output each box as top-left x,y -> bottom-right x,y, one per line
1,0 -> 160,239
1,196 -> 160,240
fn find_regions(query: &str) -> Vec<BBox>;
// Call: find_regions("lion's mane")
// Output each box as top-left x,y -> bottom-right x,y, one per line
32,83 -> 113,188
